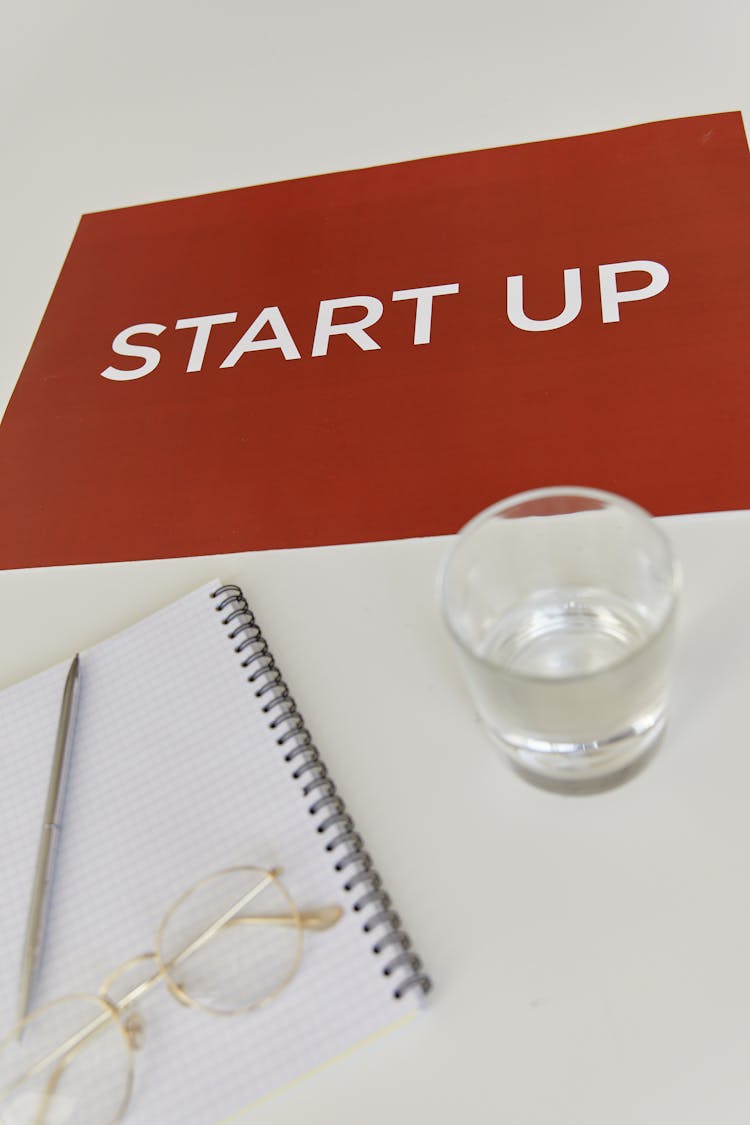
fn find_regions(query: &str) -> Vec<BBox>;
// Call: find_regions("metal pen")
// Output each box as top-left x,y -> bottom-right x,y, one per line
17,654 -> 81,1025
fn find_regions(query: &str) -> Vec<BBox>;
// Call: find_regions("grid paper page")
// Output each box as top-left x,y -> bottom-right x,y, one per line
0,582 -> 425,1123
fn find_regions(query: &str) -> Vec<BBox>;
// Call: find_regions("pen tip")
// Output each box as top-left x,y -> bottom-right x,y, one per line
16,984 -> 31,1033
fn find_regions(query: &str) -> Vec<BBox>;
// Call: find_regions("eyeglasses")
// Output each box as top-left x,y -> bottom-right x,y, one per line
0,865 -> 341,1125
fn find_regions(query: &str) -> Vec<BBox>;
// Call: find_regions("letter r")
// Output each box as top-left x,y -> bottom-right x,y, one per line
311,297 -> 383,357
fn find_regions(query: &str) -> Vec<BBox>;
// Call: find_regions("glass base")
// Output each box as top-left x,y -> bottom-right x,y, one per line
490,713 -> 667,796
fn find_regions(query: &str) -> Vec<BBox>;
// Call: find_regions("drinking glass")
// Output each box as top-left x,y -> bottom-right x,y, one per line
438,487 -> 680,792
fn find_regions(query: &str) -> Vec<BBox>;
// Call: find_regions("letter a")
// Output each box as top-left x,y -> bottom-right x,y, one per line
220,307 -> 301,366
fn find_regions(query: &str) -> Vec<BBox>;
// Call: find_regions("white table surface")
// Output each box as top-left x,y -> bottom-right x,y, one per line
3,3 -> 750,1122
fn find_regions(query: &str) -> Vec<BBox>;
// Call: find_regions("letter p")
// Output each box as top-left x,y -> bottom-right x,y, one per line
598,260 -> 670,324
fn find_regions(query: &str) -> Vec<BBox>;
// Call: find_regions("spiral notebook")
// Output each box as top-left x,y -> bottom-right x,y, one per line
0,581 -> 430,1123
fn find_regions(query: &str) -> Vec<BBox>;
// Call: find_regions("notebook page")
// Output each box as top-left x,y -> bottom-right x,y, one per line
0,582 -> 424,1124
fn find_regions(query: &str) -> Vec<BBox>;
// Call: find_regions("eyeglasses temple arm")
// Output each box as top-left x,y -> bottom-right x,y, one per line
1,872 -> 278,1099
226,906 -> 343,932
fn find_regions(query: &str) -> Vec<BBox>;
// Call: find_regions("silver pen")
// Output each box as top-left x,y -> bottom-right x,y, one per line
17,654 -> 81,1025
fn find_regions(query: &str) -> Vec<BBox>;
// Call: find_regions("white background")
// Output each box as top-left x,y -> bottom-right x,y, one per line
2,3 -> 750,1123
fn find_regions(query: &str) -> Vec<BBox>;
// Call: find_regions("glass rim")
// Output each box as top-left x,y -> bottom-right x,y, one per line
437,485 -> 681,682
0,990 -> 134,1125
154,864 -> 303,1016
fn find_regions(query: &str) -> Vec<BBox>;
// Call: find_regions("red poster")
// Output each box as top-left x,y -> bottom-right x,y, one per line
1,112 -> 748,568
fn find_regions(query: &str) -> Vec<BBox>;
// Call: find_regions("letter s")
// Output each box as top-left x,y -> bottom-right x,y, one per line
100,323 -> 167,381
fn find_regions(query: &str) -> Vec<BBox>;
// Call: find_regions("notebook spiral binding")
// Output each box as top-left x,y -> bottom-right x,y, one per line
212,584 -> 431,1001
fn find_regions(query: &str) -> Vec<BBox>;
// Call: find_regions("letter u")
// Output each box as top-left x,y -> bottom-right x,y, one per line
506,269 -> 582,332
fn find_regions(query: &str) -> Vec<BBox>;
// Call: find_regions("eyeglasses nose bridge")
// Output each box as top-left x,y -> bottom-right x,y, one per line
165,976 -> 193,1007
123,1011 -> 146,1051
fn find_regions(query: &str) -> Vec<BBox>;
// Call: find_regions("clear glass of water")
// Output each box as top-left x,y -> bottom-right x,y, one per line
438,487 -> 680,793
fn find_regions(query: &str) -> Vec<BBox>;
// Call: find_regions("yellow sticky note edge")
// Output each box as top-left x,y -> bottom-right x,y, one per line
218,1009 -> 418,1123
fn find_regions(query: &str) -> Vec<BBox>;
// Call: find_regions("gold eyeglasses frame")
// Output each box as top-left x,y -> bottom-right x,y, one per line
0,864 -> 342,1125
